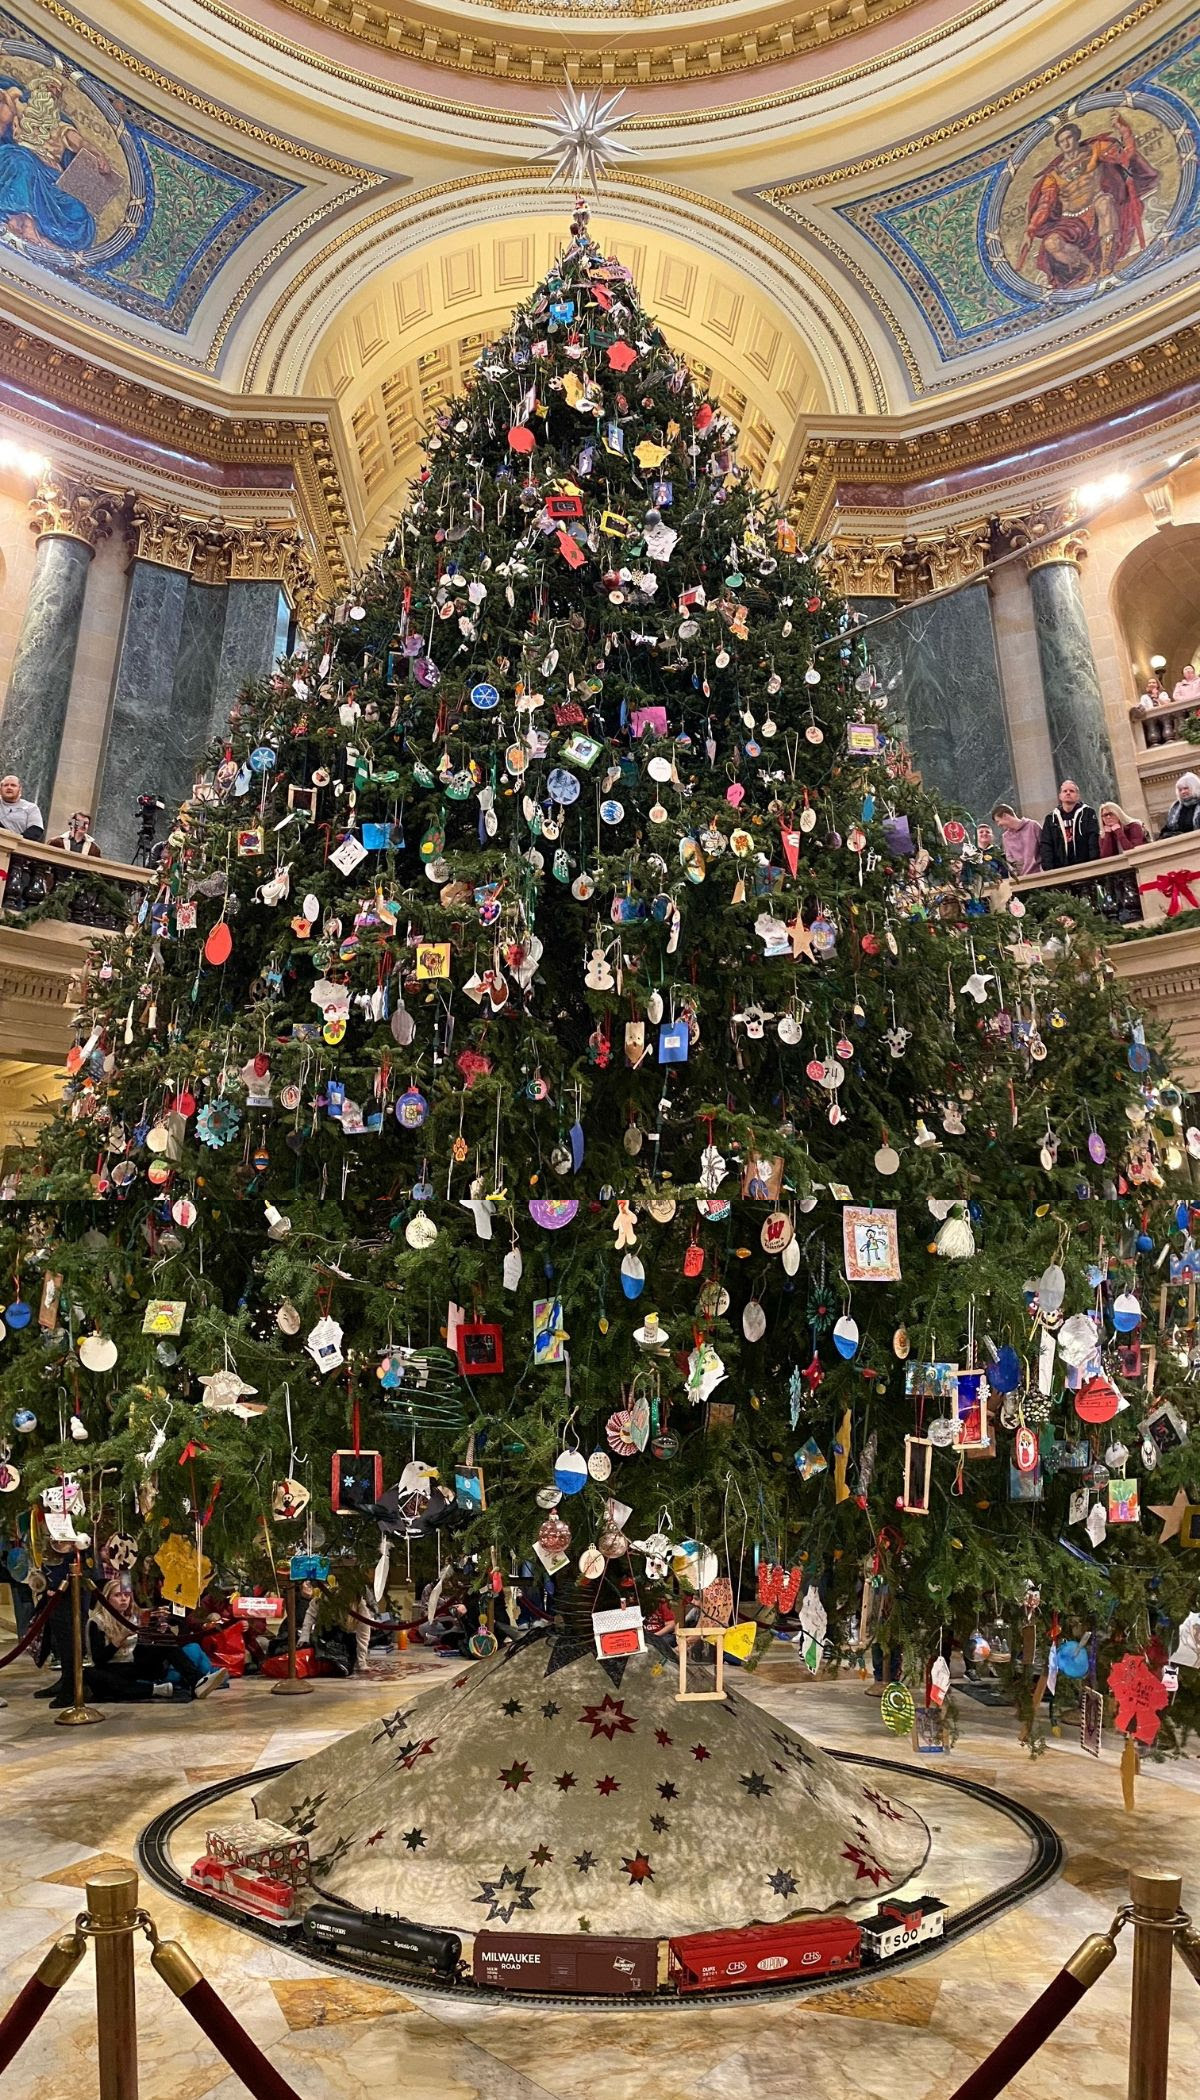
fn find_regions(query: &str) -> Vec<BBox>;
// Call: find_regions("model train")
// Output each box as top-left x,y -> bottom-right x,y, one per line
299,1895 -> 947,1997
187,1823 -> 310,1929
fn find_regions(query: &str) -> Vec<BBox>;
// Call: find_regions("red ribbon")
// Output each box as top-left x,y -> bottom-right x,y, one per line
1138,868 -> 1200,917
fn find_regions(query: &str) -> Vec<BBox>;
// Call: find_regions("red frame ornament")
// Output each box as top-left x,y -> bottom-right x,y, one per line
455,1320 -> 505,1376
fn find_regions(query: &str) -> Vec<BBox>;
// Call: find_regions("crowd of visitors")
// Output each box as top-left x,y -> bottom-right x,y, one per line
993,771 -> 1200,883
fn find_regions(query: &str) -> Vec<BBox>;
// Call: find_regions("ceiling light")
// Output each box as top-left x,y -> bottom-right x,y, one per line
1150,654 -> 1167,671
0,439 -> 48,479
1074,472 -> 1131,513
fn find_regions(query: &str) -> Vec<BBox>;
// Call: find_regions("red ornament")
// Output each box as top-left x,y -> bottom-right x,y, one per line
606,340 -> 637,372
805,595 -> 822,613
455,1321 -> 505,1376
1108,1653 -> 1169,1746
508,425 -> 536,454
1075,1373 -> 1121,1424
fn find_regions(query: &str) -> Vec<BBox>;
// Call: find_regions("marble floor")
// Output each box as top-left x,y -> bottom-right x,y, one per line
1,1649 -> 1199,2100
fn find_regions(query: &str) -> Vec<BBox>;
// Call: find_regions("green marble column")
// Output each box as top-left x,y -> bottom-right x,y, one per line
209,580 -> 289,739
1,530 -> 94,812
1027,553 -> 1117,803
95,558 -> 191,861
849,583 -> 1016,818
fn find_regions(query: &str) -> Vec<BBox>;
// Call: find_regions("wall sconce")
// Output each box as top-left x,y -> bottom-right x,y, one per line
1150,654 -> 1167,672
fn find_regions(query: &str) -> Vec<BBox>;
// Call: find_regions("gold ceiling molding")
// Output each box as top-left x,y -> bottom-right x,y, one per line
245,171 -> 887,413
822,522 -> 991,597
167,0 -> 1010,120
763,0 -> 1162,194
0,319 -> 352,590
790,322 -> 1200,535
266,0 -> 932,87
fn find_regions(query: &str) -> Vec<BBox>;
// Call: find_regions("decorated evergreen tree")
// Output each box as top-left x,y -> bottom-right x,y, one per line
4,201 -> 1199,1757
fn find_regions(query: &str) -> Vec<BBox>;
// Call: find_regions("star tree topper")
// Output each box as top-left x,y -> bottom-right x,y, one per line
530,81 -> 635,191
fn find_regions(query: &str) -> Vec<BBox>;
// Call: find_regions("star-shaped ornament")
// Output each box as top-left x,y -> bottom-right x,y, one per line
607,340 -> 637,373
528,81 -> 635,190
1149,1488 -> 1195,1542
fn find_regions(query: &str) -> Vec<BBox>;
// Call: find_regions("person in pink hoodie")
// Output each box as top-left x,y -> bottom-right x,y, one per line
992,803 -> 1043,876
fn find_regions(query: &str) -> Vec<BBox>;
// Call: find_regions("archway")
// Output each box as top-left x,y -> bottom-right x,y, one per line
1112,523 -> 1200,694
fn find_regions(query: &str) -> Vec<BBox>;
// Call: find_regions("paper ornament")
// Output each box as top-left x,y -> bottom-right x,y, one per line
306,1316 -> 345,1374
153,1532 -> 211,1611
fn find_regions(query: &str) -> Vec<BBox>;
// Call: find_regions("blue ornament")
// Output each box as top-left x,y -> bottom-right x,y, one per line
249,745 -> 276,774
4,1301 -> 31,1330
470,682 -> 499,711
1056,1639 -> 1090,1680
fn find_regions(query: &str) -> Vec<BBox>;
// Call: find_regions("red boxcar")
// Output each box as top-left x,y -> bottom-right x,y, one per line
668,1918 -> 862,1992
474,1931 -> 658,1995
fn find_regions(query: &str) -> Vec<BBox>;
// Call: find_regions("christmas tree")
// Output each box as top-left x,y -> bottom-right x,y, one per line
4,201 -> 1198,1761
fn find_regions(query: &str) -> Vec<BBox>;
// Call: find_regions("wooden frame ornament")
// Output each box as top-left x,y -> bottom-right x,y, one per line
676,1625 -> 726,1702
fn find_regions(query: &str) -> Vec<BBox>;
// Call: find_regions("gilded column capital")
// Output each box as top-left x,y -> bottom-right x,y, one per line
821,538 -> 898,600
128,498 -> 199,574
824,523 -> 989,602
29,471 -> 113,550
227,520 -> 305,586
1023,532 -> 1088,575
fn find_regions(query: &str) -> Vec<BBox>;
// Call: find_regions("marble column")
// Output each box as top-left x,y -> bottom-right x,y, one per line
850,584 -> 1015,818
95,531 -> 193,862
209,579 -> 286,739
1,475 -> 112,812
1026,545 -> 1118,804
170,579 -> 229,797
987,558 -> 1057,818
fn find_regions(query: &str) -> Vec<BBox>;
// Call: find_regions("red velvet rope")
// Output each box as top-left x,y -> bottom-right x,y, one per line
0,1591 -> 57,1671
0,1976 -> 60,2075
170,1975 -> 305,2100
948,1967 -> 1087,2100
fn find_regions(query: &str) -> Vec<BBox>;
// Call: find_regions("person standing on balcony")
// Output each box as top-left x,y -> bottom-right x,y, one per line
1098,802 -> 1147,854
1040,780 -> 1100,868
1159,772 -> 1200,837
1136,674 -> 1167,713
49,810 -> 101,857
1171,665 -> 1200,705
0,773 -> 44,839
991,803 -> 1043,875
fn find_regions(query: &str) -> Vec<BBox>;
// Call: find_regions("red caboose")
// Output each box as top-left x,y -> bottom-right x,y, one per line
668,1917 -> 862,1992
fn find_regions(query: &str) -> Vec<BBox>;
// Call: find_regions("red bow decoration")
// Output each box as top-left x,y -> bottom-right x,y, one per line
1138,868 -> 1200,917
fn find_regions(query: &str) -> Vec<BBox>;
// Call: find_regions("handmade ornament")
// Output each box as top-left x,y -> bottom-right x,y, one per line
153,1532 -> 211,1611
842,1207 -> 900,1283
1108,1653 -> 1169,1746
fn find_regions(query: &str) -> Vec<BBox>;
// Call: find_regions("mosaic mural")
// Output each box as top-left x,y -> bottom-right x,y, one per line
764,16 -> 1200,362
0,9 -> 298,331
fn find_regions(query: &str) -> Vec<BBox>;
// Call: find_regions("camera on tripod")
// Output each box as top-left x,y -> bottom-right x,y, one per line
133,793 -> 165,867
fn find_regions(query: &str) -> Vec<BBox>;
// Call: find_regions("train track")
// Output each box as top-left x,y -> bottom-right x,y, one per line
138,1751 -> 1062,2012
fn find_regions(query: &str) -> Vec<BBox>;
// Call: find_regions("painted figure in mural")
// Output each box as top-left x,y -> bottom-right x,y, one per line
0,72 -> 111,250
1018,111 -> 1159,289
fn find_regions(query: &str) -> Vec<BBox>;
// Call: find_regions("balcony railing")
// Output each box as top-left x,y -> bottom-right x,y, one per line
1128,696 -> 1200,750
1010,831 -> 1200,926
0,835 -> 147,928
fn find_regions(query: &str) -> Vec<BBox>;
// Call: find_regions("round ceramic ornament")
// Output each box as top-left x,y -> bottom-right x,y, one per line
761,1210 -> 793,1254
145,1123 -> 170,1155
1088,1131 -> 1107,1166
778,1013 -> 802,1045
4,1298 -> 31,1329
554,1448 -> 588,1496
587,1449 -> 612,1482
781,1238 -> 801,1277
547,768 -> 581,805
1056,1639 -> 1090,1679
13,1410 -> 35,1434
874,1144 -> 900,1176
405,1212 -> 438,1249
470,682 -> 500,711
1038,1263 -> 1066,1314
1075,1373 -> 1121,1424
927,1418 -> 958,1448
620,1255 -> 646,1300
743,1299 -> 767,1342
985,1346 -> 1020,1393
833,1315 -> 859,1360
697,1281 -> 731,1319
579,1547 -> 606,1580
1112,1292 -> 1142,1333
395,1087 -> 429,1130
536,1485 -> 563,1510
78,1335 -> 118,1373
645,1198 -> 676,1224
0,1452 -> 20,1492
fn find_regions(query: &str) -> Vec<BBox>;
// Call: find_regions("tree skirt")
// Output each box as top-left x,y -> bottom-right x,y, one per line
254,1634 -> 929,1937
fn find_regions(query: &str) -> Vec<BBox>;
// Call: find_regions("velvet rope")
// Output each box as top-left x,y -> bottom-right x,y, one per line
165,1975 -> 305,2100
0,1591 -> 58,1671
948,1968 -> 1088,2100
0,1941 -> 85,2075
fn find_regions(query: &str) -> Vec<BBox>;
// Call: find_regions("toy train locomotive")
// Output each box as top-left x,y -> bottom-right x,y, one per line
187,1825 -> 945,1997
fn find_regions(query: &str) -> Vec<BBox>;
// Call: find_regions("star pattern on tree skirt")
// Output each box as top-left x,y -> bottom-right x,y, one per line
861,1784 -> 905,1822
284,1791 -> 326,1836
499,1759 -> 534,1791
554,1771 -> 577,1792
529,1844 -> 554,1866
365,1829 -> 387,1847
767,1867 -> 798,1897
579,1693 -> 637,1741
395,1737 -> 438,1771
403,1827 -> 426,1850
739,1770 -> 773,1798
691,1743 -> 711,1762
541,1701 -> 561,1719
771,1729 -> 815,1768
654,1728 -> 672,1747
372,1709 -> 415,1744
500,1698 -> 523,1717
657,1780 -> 678,1801
841,1842 -> 889,1887
649,1813 -> 670,1834
622,1852 -> 654,1885
575,1851 -> 596,1874
595,1773 -> 621,1795
473,1865 -> 540,1924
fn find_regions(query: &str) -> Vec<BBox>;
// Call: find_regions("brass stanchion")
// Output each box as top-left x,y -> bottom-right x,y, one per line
1173,1920 -> 1200,1987
1127,1869 -> 1182,2100
86,1867 -> 139,2100
271,1578 -> 313,1697
54,1554 -> 103,1728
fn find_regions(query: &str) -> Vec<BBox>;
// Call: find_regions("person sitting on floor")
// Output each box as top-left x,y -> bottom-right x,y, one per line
1098,801 -> 1147,855
991,803 -> 1043,876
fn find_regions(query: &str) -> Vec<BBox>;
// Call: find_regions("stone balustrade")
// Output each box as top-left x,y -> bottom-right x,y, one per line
0,836 -> 145,1063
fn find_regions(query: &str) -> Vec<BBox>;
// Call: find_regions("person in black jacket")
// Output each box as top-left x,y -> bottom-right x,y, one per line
1040,780 -> 1100,869
1159,771 -> 1200,838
